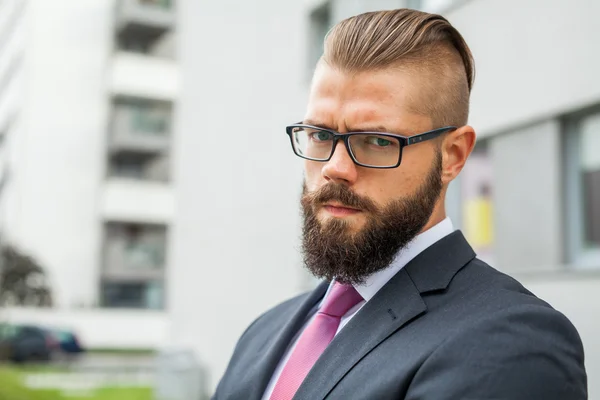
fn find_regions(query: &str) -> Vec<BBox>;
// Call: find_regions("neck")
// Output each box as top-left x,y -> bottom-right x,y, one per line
420,200 -> 447,234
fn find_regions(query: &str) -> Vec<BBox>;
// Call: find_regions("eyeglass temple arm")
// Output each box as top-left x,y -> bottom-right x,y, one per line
405,127 -> 456,146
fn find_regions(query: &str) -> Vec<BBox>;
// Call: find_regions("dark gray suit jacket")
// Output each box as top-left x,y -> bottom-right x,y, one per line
214,231 -> 587,399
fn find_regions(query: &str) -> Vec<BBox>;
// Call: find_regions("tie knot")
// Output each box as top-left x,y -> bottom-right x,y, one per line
319,282 -> 363,318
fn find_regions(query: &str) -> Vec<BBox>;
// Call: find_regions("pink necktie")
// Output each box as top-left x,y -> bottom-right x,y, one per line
270,282 -> 363,400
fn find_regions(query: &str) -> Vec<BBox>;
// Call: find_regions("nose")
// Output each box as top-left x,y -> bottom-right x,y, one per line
321,140 -> 358,185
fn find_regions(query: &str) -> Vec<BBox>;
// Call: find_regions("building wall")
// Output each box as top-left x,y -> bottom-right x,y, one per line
329,0 -> 406,20
1,0 -> 174,347
3,0 -> 176,351
0,0 -> 25,131
171,0 -> 311,389
490,120 -> 563,272
446,0 -> 600,137
0,0 -> 26,238
109,51 -> 178,100
101,179 -> 174,224
7,0 -> 116,308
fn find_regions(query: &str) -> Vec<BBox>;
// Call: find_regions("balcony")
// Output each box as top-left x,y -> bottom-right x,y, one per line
103,222 -> 166,273
110,99 -> 171,155
116,0 -> 174,50
108,99 -> 171,183
100,279 -> 165,309
101,222 -> 167,309
101,178 -> 174,223
109,51 -> 178,100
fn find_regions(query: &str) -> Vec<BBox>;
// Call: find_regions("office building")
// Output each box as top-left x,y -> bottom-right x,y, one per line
0,0 -> 177,348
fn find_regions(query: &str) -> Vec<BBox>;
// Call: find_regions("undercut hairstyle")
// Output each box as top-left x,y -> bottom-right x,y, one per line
322,9 -> 475,128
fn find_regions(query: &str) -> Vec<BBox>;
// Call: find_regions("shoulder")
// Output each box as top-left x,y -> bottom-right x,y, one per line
445,257 -> 583,350
410,258 -> 587,399
213,289 -> 318,399
254,289 -> 315,329
444,257 -> 555,311
233,288 -> 315,350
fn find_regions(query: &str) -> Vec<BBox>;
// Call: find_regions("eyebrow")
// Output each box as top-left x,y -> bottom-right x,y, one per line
302,119 -> 411,135
301,119 -> 331,129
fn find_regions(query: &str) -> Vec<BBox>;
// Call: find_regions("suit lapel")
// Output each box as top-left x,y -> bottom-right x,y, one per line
293,230 -> 476,400
293,269 -> 425,400
245,281 -> 329,400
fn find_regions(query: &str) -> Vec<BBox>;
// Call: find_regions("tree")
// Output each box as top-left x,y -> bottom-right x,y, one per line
0,245 -> 53,307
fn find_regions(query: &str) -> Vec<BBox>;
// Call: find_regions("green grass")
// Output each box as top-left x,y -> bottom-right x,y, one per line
86,348 -> 156,356
0,367 -> 152,400
0,367 -> 57,400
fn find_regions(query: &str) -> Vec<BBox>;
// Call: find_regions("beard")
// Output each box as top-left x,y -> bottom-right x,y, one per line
300,151 -> 443,285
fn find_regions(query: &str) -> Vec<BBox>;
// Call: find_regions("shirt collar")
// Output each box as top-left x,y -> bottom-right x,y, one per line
320,217 -> 455,306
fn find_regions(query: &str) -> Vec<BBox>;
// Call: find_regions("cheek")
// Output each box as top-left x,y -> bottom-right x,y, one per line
392,148 -> 435,190
304,160 -> 323,189
364,168 -> 420,205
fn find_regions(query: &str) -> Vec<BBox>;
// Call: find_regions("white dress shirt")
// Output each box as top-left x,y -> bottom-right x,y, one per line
261,217 -> 455,400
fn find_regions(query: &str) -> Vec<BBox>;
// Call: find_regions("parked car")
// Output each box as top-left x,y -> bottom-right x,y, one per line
0,323 -> 60,363
50,329 -> 85,356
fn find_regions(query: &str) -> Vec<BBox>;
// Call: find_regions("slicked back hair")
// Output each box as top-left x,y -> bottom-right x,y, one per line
322,9 -> 475,128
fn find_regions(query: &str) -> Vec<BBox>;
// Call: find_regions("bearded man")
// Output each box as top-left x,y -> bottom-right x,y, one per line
213,8 -> 587,400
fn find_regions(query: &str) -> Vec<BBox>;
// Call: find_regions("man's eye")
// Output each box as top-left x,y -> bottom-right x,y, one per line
366,136 -> 393,147
311,131 -> 333,141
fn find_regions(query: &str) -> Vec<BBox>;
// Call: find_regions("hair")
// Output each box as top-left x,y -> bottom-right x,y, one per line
321,9 -> 475,128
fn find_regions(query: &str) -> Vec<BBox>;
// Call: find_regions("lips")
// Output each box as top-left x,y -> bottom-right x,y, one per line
322,203 -> 362,217
324,202 -> 360,210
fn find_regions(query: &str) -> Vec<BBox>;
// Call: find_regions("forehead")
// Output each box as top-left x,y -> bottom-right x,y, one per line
304,64 -> 432,133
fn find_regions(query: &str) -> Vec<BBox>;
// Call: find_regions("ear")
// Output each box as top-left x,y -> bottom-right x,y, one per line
441,125 -> 476,184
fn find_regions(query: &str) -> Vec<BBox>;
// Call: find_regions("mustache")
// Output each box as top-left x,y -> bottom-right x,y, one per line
302,182 -> 378,213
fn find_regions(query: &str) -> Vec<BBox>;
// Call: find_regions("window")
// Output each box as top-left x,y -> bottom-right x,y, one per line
108,152 -> 169,181
0,324 -> 19,339
104,222 -> 167,271
109,153 -> 146,179
580,119 -> 600,249
130,105 -> 169,135
101,280 -> 164,310
408,0 -> 466,13
117,37 -> 152,54
113,98 -> 171,137
565,109 -> 600,268
307,1 -> 332,78
406,0 -> 422,9
108,98 -> 171,182
138,0 -> 172,9
115,0 -> 175,55
101,222 -> 167,310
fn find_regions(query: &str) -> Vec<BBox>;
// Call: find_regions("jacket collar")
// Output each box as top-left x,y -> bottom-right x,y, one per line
293,230 -> 476,400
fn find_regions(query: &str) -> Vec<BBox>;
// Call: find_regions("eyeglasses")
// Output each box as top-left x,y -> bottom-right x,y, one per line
285,123 -> 457,169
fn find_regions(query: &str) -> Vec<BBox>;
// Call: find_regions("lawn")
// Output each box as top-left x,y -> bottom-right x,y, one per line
0,367 -> 152,400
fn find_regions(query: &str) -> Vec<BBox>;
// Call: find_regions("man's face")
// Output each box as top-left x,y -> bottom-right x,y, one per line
300,64 -> 446,284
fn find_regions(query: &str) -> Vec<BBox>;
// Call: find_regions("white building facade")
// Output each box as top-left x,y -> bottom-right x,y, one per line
0,0 -> 177,348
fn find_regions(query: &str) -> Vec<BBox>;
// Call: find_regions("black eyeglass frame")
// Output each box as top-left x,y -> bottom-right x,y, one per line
285,123 -> 457,169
